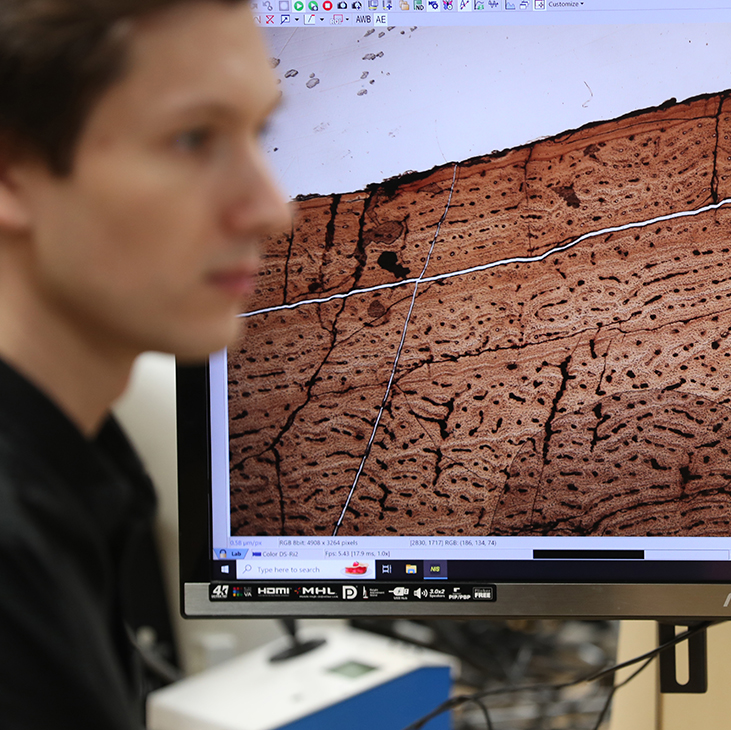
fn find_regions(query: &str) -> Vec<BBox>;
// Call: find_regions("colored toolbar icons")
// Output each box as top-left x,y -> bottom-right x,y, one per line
253,0 -> 552,24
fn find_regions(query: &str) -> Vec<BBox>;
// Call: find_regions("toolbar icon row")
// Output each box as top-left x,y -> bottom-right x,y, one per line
253,0 -> 536,9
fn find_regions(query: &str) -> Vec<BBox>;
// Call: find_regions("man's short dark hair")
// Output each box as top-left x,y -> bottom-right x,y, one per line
0,0 -> 244,175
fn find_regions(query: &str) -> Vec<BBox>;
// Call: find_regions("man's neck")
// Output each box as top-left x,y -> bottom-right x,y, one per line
0,342 -> 133,438
0,251 -> 135,437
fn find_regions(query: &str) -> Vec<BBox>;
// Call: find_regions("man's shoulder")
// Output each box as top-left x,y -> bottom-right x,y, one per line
0,435 -> 61,554
0,430 -> 37,515
0,427 -> 105,575
0,426 -> 64,502
0,438 -> 143,730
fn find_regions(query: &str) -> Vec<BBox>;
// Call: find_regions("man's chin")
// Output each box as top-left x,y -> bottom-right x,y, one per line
169,317 -> 246,364
173,350 -> 217,366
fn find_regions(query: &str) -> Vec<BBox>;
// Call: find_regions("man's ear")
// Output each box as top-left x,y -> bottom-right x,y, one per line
0,164 -> 32,233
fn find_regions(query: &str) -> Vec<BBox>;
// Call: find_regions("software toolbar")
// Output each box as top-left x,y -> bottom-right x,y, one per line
253,0 -> 731,26
253,0 -> 533,27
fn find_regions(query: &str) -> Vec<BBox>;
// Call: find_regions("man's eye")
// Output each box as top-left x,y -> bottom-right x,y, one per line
257,120 -> 272,140
174,128 -> 213,152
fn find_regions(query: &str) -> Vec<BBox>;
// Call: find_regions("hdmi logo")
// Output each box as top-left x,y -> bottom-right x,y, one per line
724,592 -> 731,608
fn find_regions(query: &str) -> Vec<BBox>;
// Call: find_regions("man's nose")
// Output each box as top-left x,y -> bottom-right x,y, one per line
225,148 -> 291,239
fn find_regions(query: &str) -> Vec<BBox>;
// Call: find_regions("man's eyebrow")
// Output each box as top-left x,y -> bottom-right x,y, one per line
162,92 -> 280,124
162,99 -> 241,122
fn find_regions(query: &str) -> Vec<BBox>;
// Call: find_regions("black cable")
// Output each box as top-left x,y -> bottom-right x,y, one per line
589,656 -> 655,730
467,697 -> 495,730
579,621 -> 712,686
402,621 -> 716,730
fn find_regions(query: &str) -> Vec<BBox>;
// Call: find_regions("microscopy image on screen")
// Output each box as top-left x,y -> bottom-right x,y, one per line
227,86 -> 731,538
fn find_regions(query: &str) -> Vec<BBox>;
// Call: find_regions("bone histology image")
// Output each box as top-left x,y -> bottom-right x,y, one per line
228,88 -> 731,538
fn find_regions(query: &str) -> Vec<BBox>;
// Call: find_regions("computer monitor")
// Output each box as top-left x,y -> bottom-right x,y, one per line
178,0 -> 731,620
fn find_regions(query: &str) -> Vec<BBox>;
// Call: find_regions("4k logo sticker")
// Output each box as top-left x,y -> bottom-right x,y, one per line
210,584 -> 229,600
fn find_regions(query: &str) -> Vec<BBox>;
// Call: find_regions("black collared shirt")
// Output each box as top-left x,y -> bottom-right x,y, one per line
0,358 -> 156,728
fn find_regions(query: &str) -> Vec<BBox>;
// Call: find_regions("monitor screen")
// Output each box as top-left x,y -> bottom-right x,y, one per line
177,0 -> 731,619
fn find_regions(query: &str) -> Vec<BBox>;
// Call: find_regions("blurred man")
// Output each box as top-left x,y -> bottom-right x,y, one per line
0,1 -> 288,726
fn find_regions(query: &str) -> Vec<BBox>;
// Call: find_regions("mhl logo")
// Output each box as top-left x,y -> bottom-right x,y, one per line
301,586 -> 338,596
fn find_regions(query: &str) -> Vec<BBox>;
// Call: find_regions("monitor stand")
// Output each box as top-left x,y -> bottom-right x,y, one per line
657,623 -> 708,694
269,618 -> 327,663
609,621 -> 731,730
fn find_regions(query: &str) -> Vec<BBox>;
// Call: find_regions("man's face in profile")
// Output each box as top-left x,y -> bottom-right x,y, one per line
8,1 -> 289,362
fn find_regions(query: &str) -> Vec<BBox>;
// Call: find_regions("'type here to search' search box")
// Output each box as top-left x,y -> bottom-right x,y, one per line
236,559 -> 375,580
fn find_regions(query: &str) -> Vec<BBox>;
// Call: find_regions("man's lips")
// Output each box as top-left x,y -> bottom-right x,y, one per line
208,267 -> 258,297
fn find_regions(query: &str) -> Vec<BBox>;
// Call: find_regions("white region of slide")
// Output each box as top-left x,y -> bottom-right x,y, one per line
264,25 -> 731,198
